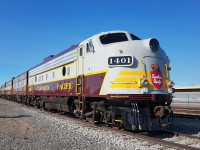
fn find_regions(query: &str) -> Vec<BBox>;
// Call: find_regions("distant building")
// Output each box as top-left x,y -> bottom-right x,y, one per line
175,86 -> 200,92
172,86 -> 200,106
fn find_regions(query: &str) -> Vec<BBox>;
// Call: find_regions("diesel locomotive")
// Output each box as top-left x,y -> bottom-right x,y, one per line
0,30 -> 175,130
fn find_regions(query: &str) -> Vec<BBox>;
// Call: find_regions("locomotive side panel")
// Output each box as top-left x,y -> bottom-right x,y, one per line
0,83 -> 6,98
4,81 -> 13,99
28,48 -> 78,100
83,72 -> 107,97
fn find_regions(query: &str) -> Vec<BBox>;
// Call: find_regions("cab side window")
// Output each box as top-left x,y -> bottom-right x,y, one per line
79,47 -> 83,56
86,41 -> 94,53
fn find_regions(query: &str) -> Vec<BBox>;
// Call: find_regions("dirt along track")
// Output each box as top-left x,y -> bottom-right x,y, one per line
1,98 -> 200,150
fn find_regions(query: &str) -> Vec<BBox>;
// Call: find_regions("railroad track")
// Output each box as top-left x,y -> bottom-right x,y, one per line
101,128 -> 200,150
50,115 -> 200,149
36,106 -> 200,149
5,100 -> 200,149
142,130 -> 200,150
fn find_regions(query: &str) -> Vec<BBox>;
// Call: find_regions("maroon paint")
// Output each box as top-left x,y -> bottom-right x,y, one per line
84,73 -> 106,97
28,73 -> 106,97
29,78 -> 76,96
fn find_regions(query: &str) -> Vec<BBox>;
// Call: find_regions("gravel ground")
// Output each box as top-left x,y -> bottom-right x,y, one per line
0,99 -> 166,150
1,98 -> 200,150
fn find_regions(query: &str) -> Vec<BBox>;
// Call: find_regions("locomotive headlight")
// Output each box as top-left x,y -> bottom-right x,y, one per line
140,79 -> 149,93
149,38 -> 160,51
141,79 -> 149,87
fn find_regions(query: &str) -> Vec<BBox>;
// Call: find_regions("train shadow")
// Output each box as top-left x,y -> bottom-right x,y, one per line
139,130 -> 175,139
0,115 -> 32,118
170,116 -> 200,136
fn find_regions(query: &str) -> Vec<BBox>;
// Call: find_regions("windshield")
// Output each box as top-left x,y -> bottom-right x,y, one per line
100,33 -> 128,44
130,34 -> 141,40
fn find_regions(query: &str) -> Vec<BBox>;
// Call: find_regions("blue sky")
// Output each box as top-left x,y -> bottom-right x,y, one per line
0,0 -> 200,86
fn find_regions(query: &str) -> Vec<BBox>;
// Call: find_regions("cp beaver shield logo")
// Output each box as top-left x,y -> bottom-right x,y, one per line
151,64 -> 163,89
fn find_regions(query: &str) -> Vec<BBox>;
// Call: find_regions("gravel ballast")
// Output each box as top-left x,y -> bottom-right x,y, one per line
1,98 -> 200,150
0,99 -> 164,150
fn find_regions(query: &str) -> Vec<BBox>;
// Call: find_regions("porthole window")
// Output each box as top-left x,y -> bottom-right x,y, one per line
62,66 -> 66,76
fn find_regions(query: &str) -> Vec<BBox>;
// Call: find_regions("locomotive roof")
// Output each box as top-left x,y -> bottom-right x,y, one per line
97,30 -> 130,36
175,86 -> 200,90
29,30 -> 137,71
29,43 -> 79,71
11,30 -> 136,80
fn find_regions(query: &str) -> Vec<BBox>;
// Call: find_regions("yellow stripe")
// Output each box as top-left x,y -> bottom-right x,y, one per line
114,78 -> 139,82
111,84 -> 140,89
111,77 -> 169,89
115,77 -> 169,83
119,71 -> 145,76
119,71 -> 168,78
84,70 -> 108,76
111,83 -> 168,89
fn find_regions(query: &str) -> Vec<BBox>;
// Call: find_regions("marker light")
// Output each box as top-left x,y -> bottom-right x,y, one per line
142,87 -> 148,94
168,81 -> 175,88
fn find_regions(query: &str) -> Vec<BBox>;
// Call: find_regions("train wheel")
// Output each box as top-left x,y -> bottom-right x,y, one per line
36,97 -> 42,109
71,99 -> 81,117
27,98 -> 31,106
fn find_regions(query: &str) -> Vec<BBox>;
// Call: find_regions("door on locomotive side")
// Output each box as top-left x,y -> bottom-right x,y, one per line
76,45 -> 85,96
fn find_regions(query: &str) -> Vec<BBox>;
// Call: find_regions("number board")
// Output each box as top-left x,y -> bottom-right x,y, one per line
108,56 -> 133,66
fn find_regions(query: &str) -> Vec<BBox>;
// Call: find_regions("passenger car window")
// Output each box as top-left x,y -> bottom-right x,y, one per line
100,33 -> 128,44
